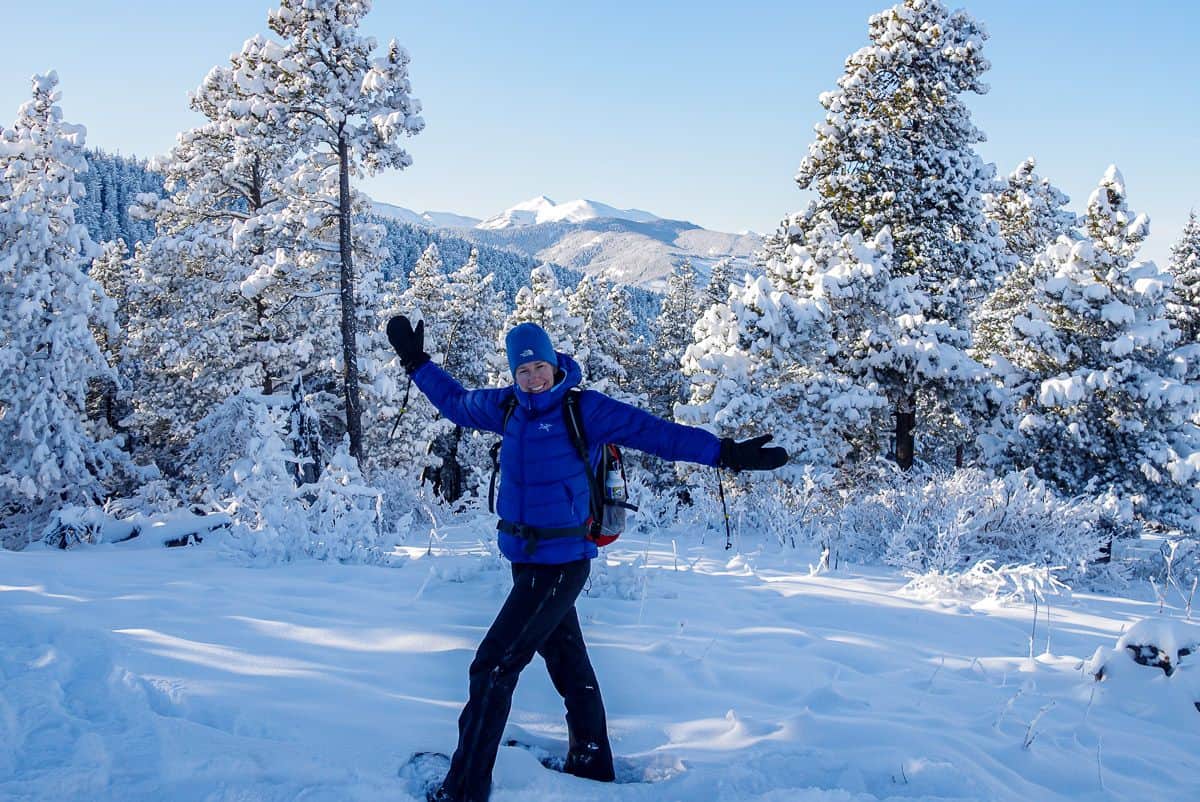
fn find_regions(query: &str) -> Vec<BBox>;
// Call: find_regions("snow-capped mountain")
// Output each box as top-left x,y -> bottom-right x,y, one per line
370,201 -> 480,229
476,196 -> 660,230
368,194 -> 763,291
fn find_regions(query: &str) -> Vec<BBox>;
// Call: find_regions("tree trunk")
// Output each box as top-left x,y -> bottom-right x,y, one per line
894,393 -> 916,470
337,130 -> 364,463
249,157 -> 273,396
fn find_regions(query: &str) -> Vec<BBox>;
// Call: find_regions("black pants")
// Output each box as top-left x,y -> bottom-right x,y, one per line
438,559 -> 614,802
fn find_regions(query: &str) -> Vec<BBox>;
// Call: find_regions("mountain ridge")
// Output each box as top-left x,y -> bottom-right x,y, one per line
370,194 -> 763,290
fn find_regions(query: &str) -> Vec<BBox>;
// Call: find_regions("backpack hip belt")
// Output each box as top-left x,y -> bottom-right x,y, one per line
497,519 -> 591,556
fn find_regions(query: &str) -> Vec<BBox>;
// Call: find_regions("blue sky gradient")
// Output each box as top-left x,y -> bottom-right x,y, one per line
3,1 -> 1197,266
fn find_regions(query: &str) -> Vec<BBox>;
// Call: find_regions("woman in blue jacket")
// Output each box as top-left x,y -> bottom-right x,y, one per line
388,316 -> 787,802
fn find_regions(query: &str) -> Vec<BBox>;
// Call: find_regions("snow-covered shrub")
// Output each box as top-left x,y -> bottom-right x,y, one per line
297,442 -> 388,563
41,506 -> 116,549
40,505 -> 230,549
810,465 -> 1109,585
1123,536 -> 1200,610
185,391 -> 396,565
218,438 -> 398,566
900,560 -> 1070,607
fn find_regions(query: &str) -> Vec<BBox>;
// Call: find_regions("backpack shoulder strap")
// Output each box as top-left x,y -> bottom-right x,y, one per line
562,389 -> 588,461
488,394 -> 520,514
500,393 -> 519,431
563,390 -> 603,531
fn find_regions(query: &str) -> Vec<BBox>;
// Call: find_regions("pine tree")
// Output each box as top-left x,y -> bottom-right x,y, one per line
122,53 -> 333,472
679,268 -> 885,480
1167,211 -> 1200,345
504,266 -> 583,359
567,273 -> 628,393
371,242 -> 453,483
229,0 -> 425,463
975,158 -> 1076,360
647,260 -> 701,419
704,257 -> 738,310
428,248 -> 507,499
86,238 -> 131,438
983,158 -> 1076,269
0,73 -> 128,546
401,243 -> 450,354
986,167 -> 1200,529
443,248 -> 505,387
786,0 -> 1004,467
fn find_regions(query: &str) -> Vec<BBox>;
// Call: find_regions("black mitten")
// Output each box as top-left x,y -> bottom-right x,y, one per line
386,315 -> 431,374
719,434 -> 789,472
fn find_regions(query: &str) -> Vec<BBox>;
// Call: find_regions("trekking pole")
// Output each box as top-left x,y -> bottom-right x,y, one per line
388,374 -> 414,441
716,468 -> 733,550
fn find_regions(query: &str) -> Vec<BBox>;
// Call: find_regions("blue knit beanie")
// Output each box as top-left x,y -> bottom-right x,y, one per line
505,322 -> 557,375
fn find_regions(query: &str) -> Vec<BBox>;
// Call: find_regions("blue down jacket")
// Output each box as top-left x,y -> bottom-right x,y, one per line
412,352 -> 722,563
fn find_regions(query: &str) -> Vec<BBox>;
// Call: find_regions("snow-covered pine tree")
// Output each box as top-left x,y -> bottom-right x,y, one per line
229,0 -> 425,463
367,240 -> 451,484
122,52 -> 338,475
86,238 -> 131,438
428,248 -> 508,500
786,0 -> 1005,467
503,265 -> 583,364
605,279 -> 650,401
975,158 -> 1076,360
985,167 -> 1200,530
983,158 -> 1076,270
678,267 -> 882,482
567,273 -> 627,393
1167,211 -> 1200,346
401,243 -> 449,356
703,256 -> 738,310
0,73 -> 129,547
647,259 -> 701,419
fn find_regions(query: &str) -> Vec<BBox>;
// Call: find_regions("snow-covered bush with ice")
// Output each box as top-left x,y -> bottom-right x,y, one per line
801,465 -> 1111,585
900,560 -> 1070,607
184,391 -> 394,565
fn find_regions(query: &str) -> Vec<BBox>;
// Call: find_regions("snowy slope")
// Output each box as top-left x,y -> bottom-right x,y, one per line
371,200 -> 481,229
465,217 -> 762,291
3,520 -> 1198,802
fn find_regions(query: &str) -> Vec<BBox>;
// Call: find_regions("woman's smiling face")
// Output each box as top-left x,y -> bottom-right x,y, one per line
515,360 -> 555,394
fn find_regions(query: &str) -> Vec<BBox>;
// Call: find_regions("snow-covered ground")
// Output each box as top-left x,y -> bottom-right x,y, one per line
2,520 -> 1198,802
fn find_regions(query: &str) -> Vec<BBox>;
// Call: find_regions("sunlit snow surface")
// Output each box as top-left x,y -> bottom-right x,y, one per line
3,522 -> 1198,801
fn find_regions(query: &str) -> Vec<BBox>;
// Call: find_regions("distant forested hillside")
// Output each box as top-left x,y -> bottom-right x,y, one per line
373,216 -> 660,331
77,149 -> 163,249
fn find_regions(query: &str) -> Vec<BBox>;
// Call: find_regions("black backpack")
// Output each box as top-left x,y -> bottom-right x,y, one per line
488,389 -> 637,546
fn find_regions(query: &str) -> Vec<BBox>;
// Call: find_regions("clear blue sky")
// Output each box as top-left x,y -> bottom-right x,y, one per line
3,1 -> 1197,267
